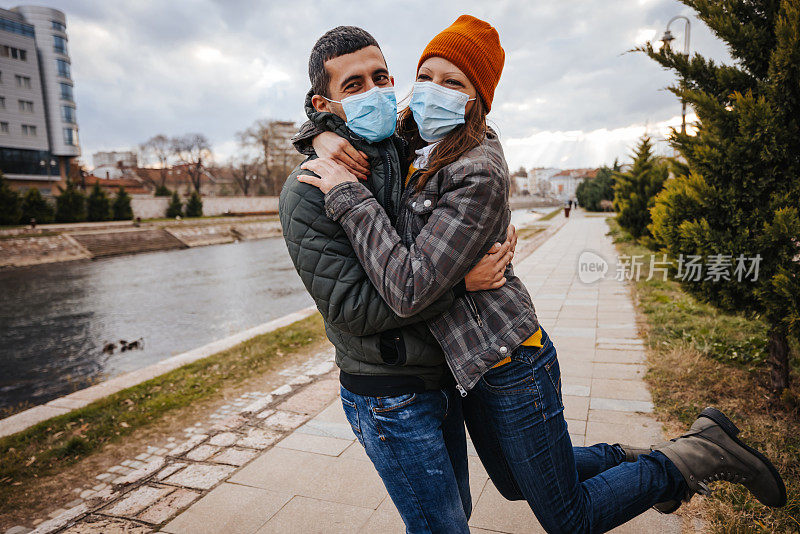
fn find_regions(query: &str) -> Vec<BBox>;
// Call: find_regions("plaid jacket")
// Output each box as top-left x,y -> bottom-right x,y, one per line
325,130 -> 539,391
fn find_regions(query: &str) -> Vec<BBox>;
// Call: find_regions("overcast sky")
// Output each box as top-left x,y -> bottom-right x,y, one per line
10,0 -> 731,170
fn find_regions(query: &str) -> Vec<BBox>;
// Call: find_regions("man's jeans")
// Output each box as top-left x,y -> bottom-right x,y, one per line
462,327 -> 688,534
340,385 -> 471,533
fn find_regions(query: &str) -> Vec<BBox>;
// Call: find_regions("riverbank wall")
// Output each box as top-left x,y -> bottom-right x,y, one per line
130,196 -> 279,219
0,217 -> 283,268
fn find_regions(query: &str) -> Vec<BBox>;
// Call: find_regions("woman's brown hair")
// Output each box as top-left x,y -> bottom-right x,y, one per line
397,95 -> 487,191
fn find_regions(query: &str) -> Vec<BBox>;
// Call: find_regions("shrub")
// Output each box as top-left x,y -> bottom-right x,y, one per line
166,191 -> 183,218
86,184 -> 112,222
613,136 -> 668,240
112,187 -> 133,220
20,187 -> 54,224
576,163 -> 618,211
0,173 -> 21,225
154,184 -> 171,197
55,181 -> 86,223
185,191 -> 203,218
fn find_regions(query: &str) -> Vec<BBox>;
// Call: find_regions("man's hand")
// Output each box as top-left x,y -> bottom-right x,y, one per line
465,239 -> 514,291
506,223 -> 517,253
298,158 -> 359,194
311,132 -> 370,181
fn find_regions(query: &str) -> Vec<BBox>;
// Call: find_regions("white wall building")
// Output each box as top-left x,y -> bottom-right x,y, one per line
0,5 -> 78,193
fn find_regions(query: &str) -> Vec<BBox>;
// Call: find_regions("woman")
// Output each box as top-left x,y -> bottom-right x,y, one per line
299,15 -> 786,533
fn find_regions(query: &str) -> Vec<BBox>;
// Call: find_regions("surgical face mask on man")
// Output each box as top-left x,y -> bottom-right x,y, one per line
322,86 -> 398,143
409,81 -> 476,143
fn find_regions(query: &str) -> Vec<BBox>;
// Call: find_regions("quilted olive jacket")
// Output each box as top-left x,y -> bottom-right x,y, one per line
278,91 -> 456,389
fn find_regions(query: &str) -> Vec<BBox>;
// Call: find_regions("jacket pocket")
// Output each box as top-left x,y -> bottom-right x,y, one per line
379,328 -> 406,366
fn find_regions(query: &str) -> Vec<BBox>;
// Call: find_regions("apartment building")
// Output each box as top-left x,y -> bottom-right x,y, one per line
0,5 -> 79,195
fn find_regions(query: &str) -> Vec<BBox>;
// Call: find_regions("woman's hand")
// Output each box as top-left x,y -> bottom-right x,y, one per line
465,236 -> 515,291
298,158 -> 359,194
312,132 -> 371,181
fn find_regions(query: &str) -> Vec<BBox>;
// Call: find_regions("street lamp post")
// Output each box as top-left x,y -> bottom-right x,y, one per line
661,15 -> 691,134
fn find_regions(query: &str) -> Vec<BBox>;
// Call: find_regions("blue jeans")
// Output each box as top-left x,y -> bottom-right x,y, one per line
462,328 -> 688,534
340,385 -> 471,533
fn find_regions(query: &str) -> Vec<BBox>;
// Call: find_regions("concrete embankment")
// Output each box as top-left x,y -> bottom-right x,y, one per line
0,218 -> 283,268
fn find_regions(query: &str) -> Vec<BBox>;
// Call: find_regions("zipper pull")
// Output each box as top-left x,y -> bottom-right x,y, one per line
456,384 -> 467,398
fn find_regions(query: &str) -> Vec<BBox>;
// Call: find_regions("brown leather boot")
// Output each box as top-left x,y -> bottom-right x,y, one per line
654,407 -> 786,508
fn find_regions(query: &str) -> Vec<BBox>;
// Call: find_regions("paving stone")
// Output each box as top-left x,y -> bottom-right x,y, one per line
236,428 -> 282,450
590,397 -> 654,413
591,377 -> 653,402
59,515 -> 151,534
295,419 -> 356,441
113,457 -> 166,486
94,472 -> 112,481
240,395 -> 273,414
275,432 -> 352,456
594,349 -> 646,364
562,384 -> 590,397
163,463 -> 235,490
306,361 -> 335,376
255,408 -> 275,419
261,410 -> 309,431
5,527 -> 32,534
586,420 -> 664,447
208,432 -> 238,447
276,379 -> 338,415
136,488 -> 201,525
79,489 -> 96,499
135,453 -> 150,461
210,415 -> 247,432
289,374 -> 312,385
156,462 -> 187,481
91,483 -> 108,491
47,509 -> 67,519
229,447 -> 387,509
28,503 -> 89,534
184,444 -> 220,462
563,395 -> 589,420
102,484 -> 175,517
469,481 -> 545,533
593,362 -> 647,380
210,447 -> 259,466
65,499 -> 83,508
254,495 -> 372,533
270,384 -> 292,396
161,483 -> 291,534
166,434 -> 208,458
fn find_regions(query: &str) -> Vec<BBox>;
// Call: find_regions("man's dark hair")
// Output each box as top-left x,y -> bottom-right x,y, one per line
308,26 -> 381,98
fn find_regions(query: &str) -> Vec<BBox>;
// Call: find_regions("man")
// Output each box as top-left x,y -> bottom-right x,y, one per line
279,26 -> 512,532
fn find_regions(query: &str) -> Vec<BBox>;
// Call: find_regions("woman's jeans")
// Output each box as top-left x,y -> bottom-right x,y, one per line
340,385 -> 471,533
462,327 -> 688,534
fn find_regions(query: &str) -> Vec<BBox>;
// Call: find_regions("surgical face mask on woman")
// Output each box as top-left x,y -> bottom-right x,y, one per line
322,86 -> 397,143
409,81 -> 476,143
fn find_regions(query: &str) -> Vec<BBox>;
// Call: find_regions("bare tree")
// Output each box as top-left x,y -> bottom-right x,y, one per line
138,134 -> 172,189
227,153 -> 262,196
237,119 -> 303,195
170,133 -> 212,194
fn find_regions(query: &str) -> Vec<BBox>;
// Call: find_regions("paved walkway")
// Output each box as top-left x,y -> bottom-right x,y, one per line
158,211 -> 681,534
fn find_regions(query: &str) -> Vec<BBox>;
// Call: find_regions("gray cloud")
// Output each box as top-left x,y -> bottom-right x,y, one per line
8,0 -> 731,169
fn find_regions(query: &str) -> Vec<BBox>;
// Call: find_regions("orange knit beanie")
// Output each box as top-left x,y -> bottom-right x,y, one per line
417,15 -> 505,112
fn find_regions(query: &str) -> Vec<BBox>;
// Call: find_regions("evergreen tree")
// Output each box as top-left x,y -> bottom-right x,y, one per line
576,161 -> 619,211
642,0 -> 800,393
86,184 -> 112,222
154,184 -> 171,197
613,136 -> 668,240
185,191 -> 203,217
20,187 -> 54,224
112,187 -> 133,220
166,191 -> 183,218
55,180 -> 86,223
0,173 -> 22,225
